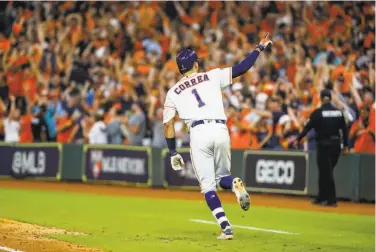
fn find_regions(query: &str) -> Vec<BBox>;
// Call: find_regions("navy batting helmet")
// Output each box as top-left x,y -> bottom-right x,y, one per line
176,48 -> 198,74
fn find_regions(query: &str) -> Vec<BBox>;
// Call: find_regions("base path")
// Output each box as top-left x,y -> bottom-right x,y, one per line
0,180 -> 374,216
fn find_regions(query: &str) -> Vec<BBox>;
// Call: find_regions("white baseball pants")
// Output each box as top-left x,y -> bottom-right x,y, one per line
189,122 -> 232,194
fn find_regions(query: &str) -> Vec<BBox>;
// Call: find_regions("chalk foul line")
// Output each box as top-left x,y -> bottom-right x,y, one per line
0,246 -> 25,252
189,219 -> 299,235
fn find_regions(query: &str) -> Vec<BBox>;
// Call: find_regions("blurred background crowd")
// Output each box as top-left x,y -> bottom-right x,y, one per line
0,1 -> 374,153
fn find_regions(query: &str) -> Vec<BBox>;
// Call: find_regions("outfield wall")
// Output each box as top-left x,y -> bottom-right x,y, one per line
0,143 -> 374,202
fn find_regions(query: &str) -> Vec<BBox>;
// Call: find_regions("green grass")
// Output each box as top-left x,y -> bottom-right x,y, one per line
0,187 -> 374,252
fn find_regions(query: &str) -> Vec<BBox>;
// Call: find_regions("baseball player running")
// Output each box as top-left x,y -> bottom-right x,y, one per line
163,34 -> 273,240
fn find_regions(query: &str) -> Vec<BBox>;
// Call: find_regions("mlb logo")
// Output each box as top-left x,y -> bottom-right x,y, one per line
91,151 -> 103,162
92,161 -> 102,179
90,151 -> 103,179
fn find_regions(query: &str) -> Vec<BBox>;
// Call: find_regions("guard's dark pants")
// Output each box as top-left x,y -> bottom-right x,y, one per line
316,143 -> 341,203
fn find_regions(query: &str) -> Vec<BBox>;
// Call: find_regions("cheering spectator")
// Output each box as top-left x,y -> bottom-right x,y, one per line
229,110 -> 253,149
349,106 -> 375,154
0,97 -> 7,141
250,117 -> 274,150
275,114 -> 301,150
0,1 -> 372,150
3,96 -> 20,143
148,96 -> 166,148
88,110 -> 107,145
81,111 -> 94,143
0,71 -> 9,105
124,102 -> 146,146
31,104 -> 48,142
56,110 -> 78,143
107,108 -> 125,145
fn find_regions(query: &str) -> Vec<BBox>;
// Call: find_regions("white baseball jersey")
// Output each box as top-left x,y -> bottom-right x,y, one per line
163,68 -> 232,125
4,118 -> 20,143
88,121 -> 108,144
163,67 -> 233,194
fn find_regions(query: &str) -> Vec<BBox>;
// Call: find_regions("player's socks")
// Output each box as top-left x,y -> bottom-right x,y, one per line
204,191 -> 231,230
219,175 -> 234,190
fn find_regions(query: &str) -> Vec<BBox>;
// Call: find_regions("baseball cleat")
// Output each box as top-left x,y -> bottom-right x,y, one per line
217,226 -> 233,240
232,178 -> 250,211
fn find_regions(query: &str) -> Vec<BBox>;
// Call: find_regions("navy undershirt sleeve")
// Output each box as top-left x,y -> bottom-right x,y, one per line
165,137 -> 176,154
231,50 -> 260,78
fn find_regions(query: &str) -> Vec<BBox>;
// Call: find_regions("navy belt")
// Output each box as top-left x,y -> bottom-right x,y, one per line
191,119 -> 226,128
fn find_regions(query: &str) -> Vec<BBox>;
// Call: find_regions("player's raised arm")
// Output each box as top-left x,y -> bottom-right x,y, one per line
231,33 -> 273,79
163,94 -> 184,171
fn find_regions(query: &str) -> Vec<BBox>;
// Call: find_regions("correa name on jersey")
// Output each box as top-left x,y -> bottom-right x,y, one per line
174,74 -> 210,95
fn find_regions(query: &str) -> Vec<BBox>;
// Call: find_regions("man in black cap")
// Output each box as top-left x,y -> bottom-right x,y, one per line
294,89 -> 348,207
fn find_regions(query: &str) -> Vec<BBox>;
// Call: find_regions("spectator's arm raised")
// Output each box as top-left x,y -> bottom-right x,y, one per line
302,5 -> 311,25
67,124 -> 80,143
173,2 -> 193,25
57,119 -> 73,133
252,109 -> 272,119
118,9 -> 129,21
369,63 -> 375,89
57,27 -> 71,46
287,106 -> 302,132
27,54 -> 47,87
82,42 -> 93,58
67,13 -> 83,26
2,33 -> 14,72
0,97 -> 5,114
157,7 -> 171,37
7,96 -> 16,120
349,79 -> 363,108
115,58 -> 122,84
258,124 -> 273,149
147,96 -> 158,121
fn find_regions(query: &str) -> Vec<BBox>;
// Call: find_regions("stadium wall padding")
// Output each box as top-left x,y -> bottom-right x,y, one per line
61,144 -> 84,181
0,144 -> 373,202
358,154 -> 375,202
151,147 -> 164,187
307,152 -> 361,201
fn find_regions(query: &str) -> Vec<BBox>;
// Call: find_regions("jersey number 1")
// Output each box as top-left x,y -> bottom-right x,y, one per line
192,89 -> 205,107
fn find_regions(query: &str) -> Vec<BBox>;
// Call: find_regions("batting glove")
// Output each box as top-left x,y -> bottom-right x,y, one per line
170,152 -> 184,171
256,32 -> 273,51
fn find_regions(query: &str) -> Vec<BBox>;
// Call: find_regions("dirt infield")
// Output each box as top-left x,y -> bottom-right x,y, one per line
0,180 -> 374,252
0,218 -> 103,252
0,180 -> 374,216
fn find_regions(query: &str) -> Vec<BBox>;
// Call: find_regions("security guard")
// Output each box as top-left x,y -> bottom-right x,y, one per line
295,90 -> 348,207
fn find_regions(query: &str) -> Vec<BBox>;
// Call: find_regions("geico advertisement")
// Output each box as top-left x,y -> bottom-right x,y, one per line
245,153 -> 307,193
255,160 -> 295,185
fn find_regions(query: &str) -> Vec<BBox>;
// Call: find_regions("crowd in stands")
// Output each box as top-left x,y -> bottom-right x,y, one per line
0,1 -> 374,153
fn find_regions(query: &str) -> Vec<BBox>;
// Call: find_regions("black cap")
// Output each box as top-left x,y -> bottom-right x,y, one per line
290,100 -> 300,109
39,104 -> 47,113
320,89 -> 332,100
